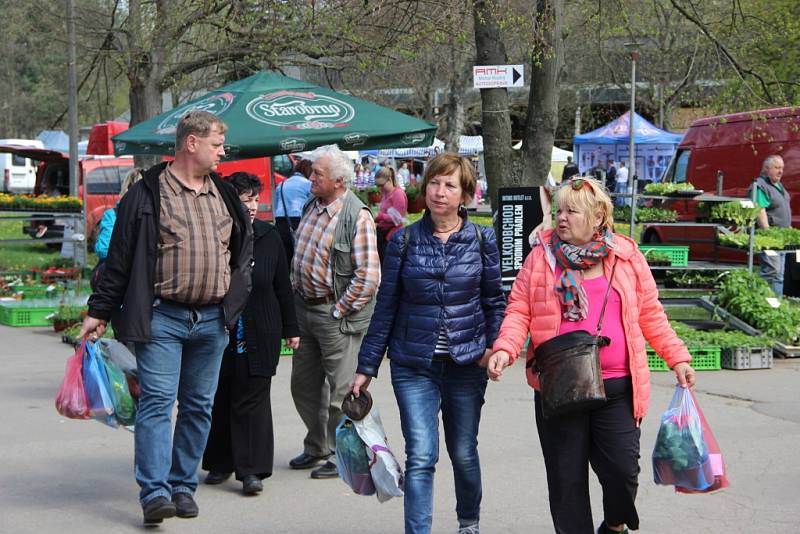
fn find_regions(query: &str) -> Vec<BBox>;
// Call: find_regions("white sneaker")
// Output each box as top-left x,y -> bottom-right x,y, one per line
457,524 -> 480,534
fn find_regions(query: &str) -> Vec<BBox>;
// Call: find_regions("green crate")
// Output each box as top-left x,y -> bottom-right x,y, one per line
0,302 -> 59,327
638,245 -> 689,267
647,346 -> 721,371
11,284 -> 59,299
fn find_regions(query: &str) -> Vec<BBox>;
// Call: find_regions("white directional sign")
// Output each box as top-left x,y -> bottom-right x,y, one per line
473,65 -> 524,89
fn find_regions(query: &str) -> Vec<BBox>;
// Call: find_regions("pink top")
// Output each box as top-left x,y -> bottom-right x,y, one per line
375,187 -> 408,239
555,267 -> 630,379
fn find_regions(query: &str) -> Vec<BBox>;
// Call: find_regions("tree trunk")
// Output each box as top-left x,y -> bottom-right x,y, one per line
444,86 -> 464,153
473,0 -> 514,212
444,63 -> 469,153
127,0 -> 165,168
521,0 -> 564,187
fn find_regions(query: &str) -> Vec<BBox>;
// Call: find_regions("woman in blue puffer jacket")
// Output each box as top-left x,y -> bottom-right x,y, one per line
352,153 -> 506,534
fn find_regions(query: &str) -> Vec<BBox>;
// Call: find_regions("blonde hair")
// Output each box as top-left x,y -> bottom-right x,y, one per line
176,110 -> 227,150
375,166 -> 396,186
555,176 -> 614,232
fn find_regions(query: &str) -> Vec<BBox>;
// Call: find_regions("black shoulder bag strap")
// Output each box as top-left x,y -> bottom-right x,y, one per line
595,257 -> 619,337
525,256 -> 619,370
278,182 -> 296,243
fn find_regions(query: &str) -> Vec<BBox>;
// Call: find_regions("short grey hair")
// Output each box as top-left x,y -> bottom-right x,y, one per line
762,155 -> 784,172
310,145 -> 354,186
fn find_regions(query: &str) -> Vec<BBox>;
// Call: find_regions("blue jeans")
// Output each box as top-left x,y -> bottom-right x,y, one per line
391,359 -> 488,534
133,300 -> 228,505
760,251 -> 786,296
614,181 -> 629,207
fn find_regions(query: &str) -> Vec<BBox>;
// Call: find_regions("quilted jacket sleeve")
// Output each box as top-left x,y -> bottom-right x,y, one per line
356,228 -> 406,378
479,225 -> 506,347
492,248 -> 536,365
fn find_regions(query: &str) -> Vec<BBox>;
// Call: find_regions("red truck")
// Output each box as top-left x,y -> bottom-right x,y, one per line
641,107 -> 800,261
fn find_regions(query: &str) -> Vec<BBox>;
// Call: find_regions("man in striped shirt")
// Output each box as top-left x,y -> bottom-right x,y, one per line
289,145 -> 380,479
81,111 -> 253,524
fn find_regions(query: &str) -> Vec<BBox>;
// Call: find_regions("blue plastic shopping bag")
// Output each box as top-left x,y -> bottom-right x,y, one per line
82,340 -> 116,426
335,417 -> 375,496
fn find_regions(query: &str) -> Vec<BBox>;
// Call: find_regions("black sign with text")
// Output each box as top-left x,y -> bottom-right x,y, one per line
497,187 -> 542,293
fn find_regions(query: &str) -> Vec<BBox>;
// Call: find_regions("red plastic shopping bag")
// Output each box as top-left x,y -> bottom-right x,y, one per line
675,388 -> 729,494
55,341 -> 90,419
652,386 -> 728,493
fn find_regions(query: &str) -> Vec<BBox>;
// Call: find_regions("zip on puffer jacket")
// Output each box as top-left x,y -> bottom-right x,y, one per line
357,212 -> 506,377
491,229 -> 691,421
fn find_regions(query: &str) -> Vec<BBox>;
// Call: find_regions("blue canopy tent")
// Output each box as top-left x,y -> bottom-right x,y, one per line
36,130 -> 87,155
572,111 -> 683,183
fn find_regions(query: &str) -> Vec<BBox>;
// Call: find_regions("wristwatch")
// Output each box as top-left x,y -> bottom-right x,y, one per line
331,306 -> 342,320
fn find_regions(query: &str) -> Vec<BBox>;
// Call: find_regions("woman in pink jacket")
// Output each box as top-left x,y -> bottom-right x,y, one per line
374,166 -> 408,262
487,176 -> 696,534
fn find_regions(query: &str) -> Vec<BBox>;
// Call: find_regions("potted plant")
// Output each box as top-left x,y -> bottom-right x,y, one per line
643,251 -> 672,267
366,186 -> 383,205
405,185 -> 425,213
49,304 -> 87,332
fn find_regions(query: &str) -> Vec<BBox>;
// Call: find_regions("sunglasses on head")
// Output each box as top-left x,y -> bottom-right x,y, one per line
567,177 -> 596,193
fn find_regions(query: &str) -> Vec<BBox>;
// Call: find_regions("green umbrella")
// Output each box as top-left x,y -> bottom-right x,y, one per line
113,71 -> 436,159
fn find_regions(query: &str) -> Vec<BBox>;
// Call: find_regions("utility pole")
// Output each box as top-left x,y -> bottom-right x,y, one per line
67,0 -> 79,197
66,0 -> 86,266
624,42 -> 639,240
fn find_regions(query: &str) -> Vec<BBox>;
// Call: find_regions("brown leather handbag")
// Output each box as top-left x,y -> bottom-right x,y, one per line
529,259 -> 618,419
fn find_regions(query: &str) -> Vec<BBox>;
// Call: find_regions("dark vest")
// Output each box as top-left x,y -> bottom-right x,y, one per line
757,176 -> 792,228
303,189 -> 376,334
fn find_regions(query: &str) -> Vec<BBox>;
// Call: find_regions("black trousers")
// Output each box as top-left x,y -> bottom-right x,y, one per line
203,353 -> 274,480
535,377 -> 641,533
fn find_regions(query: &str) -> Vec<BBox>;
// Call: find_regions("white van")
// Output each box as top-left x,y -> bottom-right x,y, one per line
0,139 -> 45,194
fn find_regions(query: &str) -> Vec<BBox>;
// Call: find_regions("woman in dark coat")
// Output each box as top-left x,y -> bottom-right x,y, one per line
203,172 -> 300,495
352,153 -> 506,534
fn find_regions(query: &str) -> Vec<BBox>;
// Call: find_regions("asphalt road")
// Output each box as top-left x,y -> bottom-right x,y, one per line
1,324 -> 799,533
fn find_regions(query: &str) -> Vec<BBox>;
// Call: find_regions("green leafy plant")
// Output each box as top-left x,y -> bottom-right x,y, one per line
668,320 -> 772,349
718,232 -> 784,251
644,182 -> 698,195
709,201 -> 760,228
405,185 -> 420,203
50,304 -> 86,323
665,270 -> 724,289
353,189 -> 369,206
758,227 -> 800,249
635,207 -> 679,223
643,251 -> 672,265
613,205 -> 631,222
716,270 -> 800,343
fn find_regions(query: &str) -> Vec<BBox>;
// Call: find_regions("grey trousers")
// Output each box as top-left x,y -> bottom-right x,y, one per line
290,295 -> 363,456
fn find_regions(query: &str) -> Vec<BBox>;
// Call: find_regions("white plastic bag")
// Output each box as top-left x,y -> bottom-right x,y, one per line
352,406 -> 404,502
